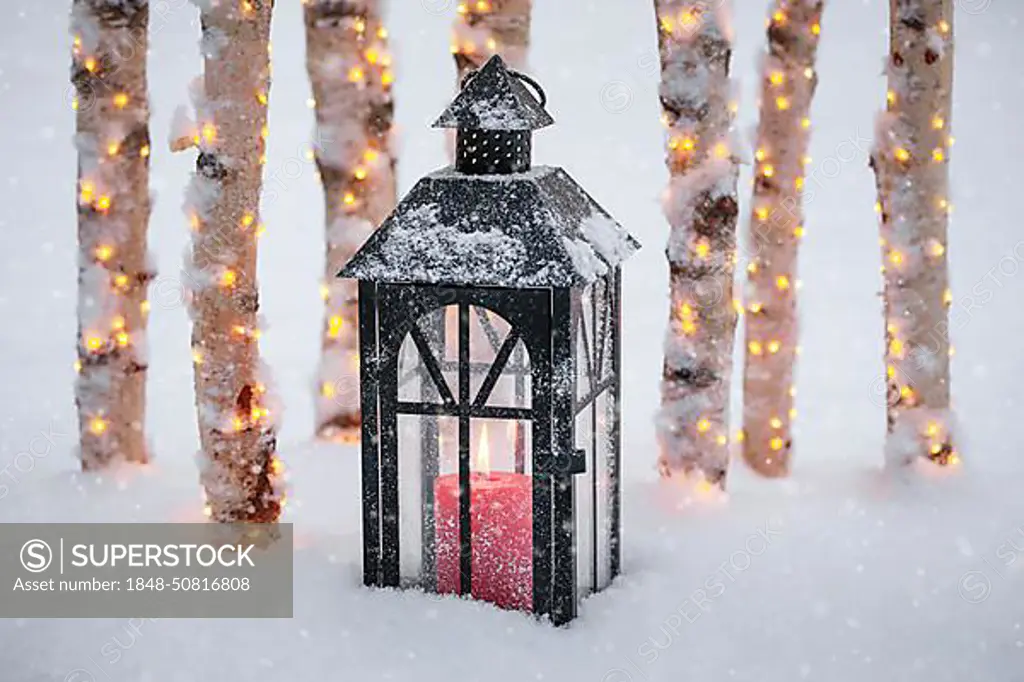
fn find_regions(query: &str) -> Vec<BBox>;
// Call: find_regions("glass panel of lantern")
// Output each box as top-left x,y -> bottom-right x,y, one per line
395,304 -> 534,608
573,274 -> 619,598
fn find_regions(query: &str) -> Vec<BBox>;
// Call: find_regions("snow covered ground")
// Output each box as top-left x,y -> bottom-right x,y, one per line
2,0 -> 1024,680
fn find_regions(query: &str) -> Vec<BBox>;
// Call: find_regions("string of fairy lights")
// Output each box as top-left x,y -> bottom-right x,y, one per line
875,10 -> 956,465
310,5 -> 395,423
740,2 -> 821,474
187,1 -> 284,519
655,1 -> 737,482
71,20 -> 152,450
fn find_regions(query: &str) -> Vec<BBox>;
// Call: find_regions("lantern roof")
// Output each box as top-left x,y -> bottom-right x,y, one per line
432,55 -> 554,131
338,165 -> 639,288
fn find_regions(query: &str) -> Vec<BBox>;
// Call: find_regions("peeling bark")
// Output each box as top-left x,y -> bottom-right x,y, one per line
187,0 -> 281,522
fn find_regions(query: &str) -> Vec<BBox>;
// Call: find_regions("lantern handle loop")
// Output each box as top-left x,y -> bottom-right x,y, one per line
459,68 -> 548,109
510,71 -> 547,109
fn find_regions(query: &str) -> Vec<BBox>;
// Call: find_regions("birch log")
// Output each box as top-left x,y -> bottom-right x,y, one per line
741,1 -> 823,477
452,0 -> 532,83
186,0 -> 282,522
871,0 -> 956,467
654,0 -> 740,486
304,0 -> 396,440
71,0 -> 153,470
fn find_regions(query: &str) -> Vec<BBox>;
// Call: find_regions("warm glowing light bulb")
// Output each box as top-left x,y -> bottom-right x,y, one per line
348,66 -> 365,82
770,437 -> 784,451
767,340 -> 781,354
696,418 -> 711,434
932,148 -> 945,162
113,92 -> 129,109
769,71 -> 784,86
776,275 -> 791,291
894,147 -> 910,163
328,315 -> 343,338
775,96 -> 790,111
761,164 -> 775,178
749,341 -> 764,356
769,417 -> 783,429
89,417 -> 108,435
95,244 -> 114,262
221,269 -> 237,288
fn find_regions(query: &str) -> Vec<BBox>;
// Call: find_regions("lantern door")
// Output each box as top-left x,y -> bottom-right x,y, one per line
367,284 -> 554,615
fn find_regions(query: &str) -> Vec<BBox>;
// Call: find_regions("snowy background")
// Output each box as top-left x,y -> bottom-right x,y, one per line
2,0 -> 1024,680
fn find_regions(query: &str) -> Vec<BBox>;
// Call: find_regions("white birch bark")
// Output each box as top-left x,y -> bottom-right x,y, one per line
871,0 -> 956,467
741,1 -> 824,477
654,0 -> 740,486
304,0 -> 397,440
452,0 -> 532,83
72,0 -> 153,470
185,0 -> 282,522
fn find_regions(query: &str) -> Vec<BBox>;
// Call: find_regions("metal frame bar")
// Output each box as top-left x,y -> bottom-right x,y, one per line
457,302 -> 473,596
409,322 -> 457,406
359,281 -> 381,588
610,269 -> 622,580
472,329 -> 521,409
551,288 -> 576,625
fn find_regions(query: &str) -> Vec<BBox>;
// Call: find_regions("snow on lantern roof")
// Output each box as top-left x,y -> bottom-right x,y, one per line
338,165 -> 640,288
432,54 -> 554,131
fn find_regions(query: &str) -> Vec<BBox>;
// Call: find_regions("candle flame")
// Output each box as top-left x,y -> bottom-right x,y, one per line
476,423 -> 491,474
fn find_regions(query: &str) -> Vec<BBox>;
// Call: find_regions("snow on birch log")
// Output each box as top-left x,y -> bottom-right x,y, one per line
871,0 -> 956,468
71,0 -> 153,470
304,0 -> 397,441
741,1 -> 824,478
451,0 -> 532,84
185,0 -> 282,522
654,1 -> 739,486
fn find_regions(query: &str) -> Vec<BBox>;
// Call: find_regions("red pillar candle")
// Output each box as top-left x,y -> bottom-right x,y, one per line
435,471 -> 533,610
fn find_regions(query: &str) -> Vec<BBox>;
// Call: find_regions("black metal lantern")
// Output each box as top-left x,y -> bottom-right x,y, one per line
339,55 -> 639,626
